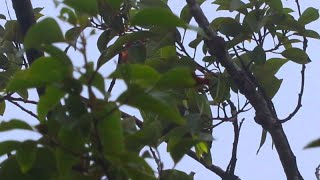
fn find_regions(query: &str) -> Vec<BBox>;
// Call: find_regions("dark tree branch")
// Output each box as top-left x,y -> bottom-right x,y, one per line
185,0 -> 303,179
226,100 -> 241,176
187,151 -> 240,180
7,99 -> 38,119
281,0 -> 307,123
11,0 -> 45,95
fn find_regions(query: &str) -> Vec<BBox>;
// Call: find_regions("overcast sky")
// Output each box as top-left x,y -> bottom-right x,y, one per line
0,0 -> 319,179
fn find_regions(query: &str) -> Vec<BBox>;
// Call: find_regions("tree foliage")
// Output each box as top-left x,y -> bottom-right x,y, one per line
0,0 -> 318,179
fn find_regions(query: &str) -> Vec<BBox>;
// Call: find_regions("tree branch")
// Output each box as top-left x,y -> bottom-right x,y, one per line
11,0 -> 44,95
185,1 -> 303,179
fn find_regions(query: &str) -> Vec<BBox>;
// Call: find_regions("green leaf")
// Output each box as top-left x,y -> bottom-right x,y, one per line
3,20 -> 23,43
244,10 -> 268,33
256,129 -> 267,154
38,86 -> 66,122
97,30 -> 115,52
16,140 -> 37,173
110,64 -> 160,88
65,27 -> 82,47
252,58 -> 288,76
131,8 -> 186,28
265,0 -> 283,12
160,169 -> 193,180
0,54 -> 10,70
0,101 -> 5,116
96,102 -> 124,155
304,138 -> 320,149
82,72 -> 105,93
97,31 -> 154,67
119,86 -> 185,125
230,0 -> 245,12
252,45 -> 266,65
64,0 -> 98,15
297,29 -> 320,39
41,44 -> 73,66
298,7 -> 319,25
167,135 -> 194,163
24,18 -> 64,49
214,75 -> 230,103
59,7 -> 78,25
216,17 -> 243,37
55,148 -> 78,175
106,0 -> 123,10
7,57 -> 72,92
155,67 -> 196,89
0,14 -> 6,20
0,119 -> 32,132
110,153 -> 156,180
281,48 -> 311,64
0,141 -> 20,156
0,148 -> 57,179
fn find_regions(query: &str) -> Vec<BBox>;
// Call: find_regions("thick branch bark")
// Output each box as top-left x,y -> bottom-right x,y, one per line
12,0 -> 44,95
185,0 -> 303,179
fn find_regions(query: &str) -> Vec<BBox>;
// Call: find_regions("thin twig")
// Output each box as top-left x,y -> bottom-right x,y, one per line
281,0 -> 307,123
7,99 -> 38,119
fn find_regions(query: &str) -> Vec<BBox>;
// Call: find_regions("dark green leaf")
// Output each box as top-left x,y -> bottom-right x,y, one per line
160,169 -> 193,180
252,45 -> 266,65
41,44 -> 73,66
97,31 -> 154,67
0,141 -> 20,156
0,148 -> 57,179
24,18 -> 64,49
230,0 -> 245,12
0,101 -> 5,115
55,148 -> 78,175
0,54 -> 10,70
167,136 -> 194,163
97,30 -> 114,52
96,102 -> 125,155
0,14 -> 6,20
298,7 -> 319,25
111,153 -> 156,180
218,17 -> 243,36
16,140 -> 37,173
297,29 -> 320,39
281,48 -> 310,64
118,86 -> 185,125
3,20 -> 23,43
106,0 -> 123,10
131,8 -> 186,28
0,119 -> 32,131
110,64 -> 160,88
155,67 -> 196,89
64,0 -> 98,15
252,58 -> 288,76
59,7 -> 78,25
65,27 -> 82,47
265,0 -> 283,12
188,37 -> 202,49
257,129 -> 267,154
38,86 -> 66,121
304,138 -> 320,149
214,75 -> 230,103
7,57 -> 72,92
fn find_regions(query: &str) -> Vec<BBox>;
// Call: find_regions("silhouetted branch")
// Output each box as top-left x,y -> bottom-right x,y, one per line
185,0 -> 303,179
